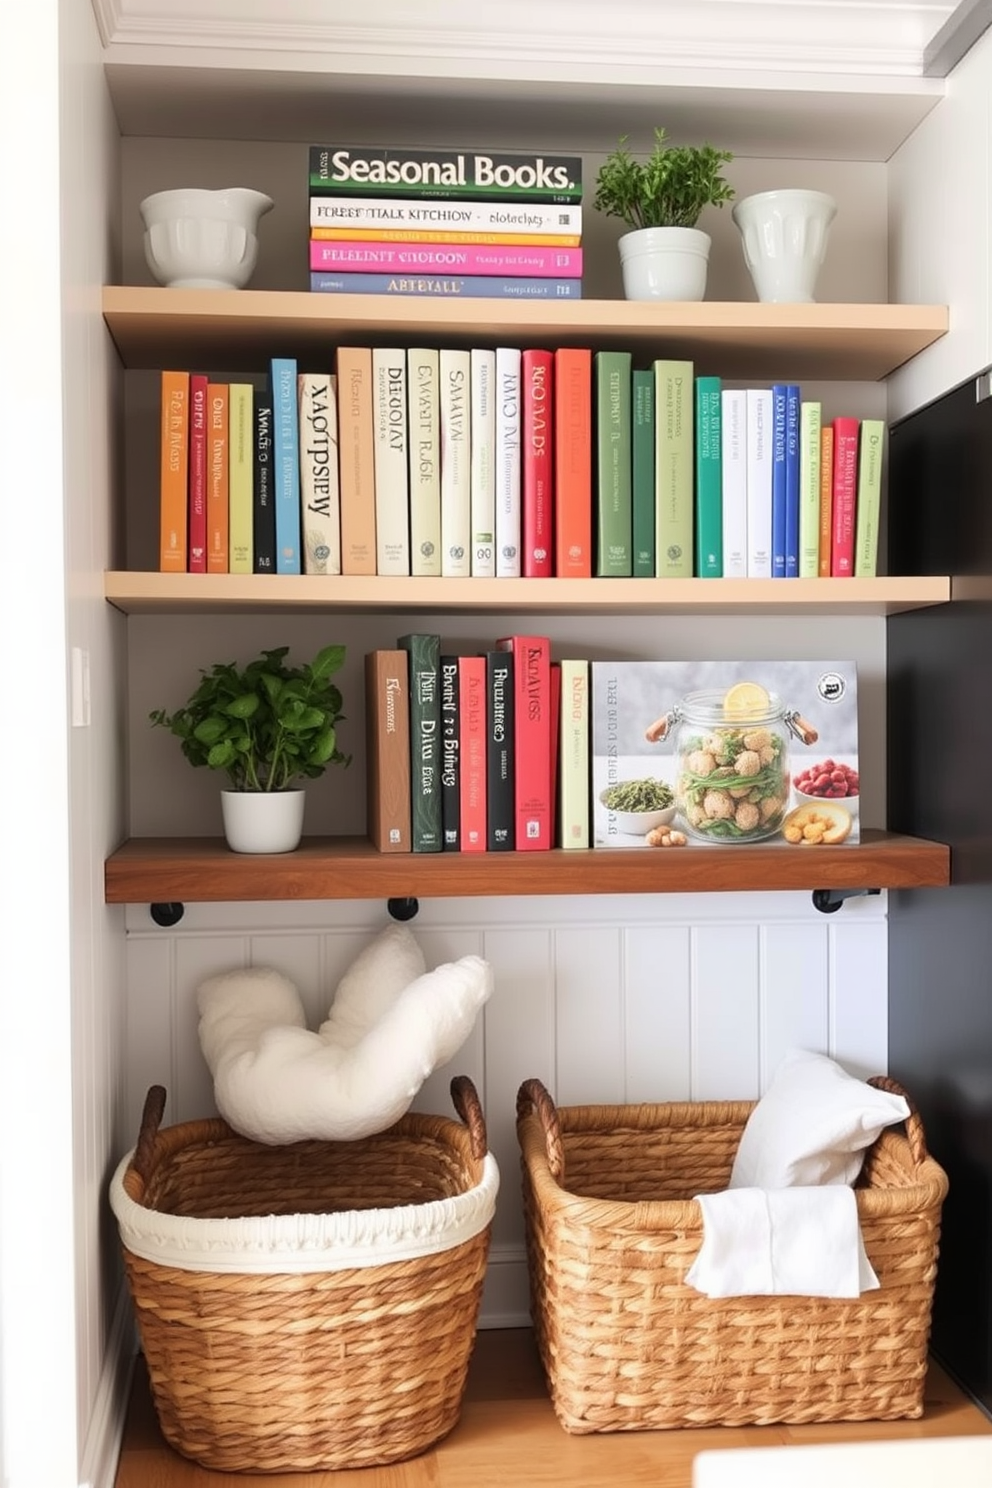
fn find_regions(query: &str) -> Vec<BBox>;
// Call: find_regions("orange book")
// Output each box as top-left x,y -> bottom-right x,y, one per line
818,422 -> 834,577
336,346 -> 377,574
554,347 -> 592,577
207,383 -> 229,573
159,370 -> 189,572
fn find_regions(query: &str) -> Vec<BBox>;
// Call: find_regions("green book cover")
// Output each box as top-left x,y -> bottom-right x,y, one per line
654,359 -> 695,578
799,400 -> 823,578
594,350 -> 632,576
694,375 -> 722,577
398,632 -> 442,852
631,369 -> 655,577
854,418 -> 886,577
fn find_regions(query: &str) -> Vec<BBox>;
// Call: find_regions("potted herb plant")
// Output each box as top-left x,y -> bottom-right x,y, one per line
594,128 -> 734,301
150,643 -> 350,853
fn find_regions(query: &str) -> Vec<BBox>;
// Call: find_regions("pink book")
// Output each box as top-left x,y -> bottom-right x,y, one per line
308,239 -> 583,278
830,417 -> 861,577
522,349 -> 554,578
458,655 -> 487,853
496,634 -> 552,850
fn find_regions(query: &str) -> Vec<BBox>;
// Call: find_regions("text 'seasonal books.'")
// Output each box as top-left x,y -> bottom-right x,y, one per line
591,658 -> 860,848
771,383 -> 788,579
309,239 -> 583,277
336,346 -> 377,575
720,387 -> 747,579
558,659 -> 590,851
784,383 -> 801,578
631,368 -> 655,579
310,197 -> 583,237
206,383 -> 229,576
398,633 -> 442,854
187,373 -> 208,574
470,348 -> 496,577
854,419 -> 886,578
654,359 -> 694,579
745,388 -> 772,579
270,358 -> 301,574
440,348 -> 471,577
371,350 -> 410,575
798,399 -> 823,579
458,656 -> 487,853
495,347 -> 522,578
364,650 -> 412,853
228,383 -> 254,575
695,375 -> 722,578
159,371 -> 189,573
439,655 -> 461,850
818,423 -> 834,579
485,651 -> 515,851
407,349 -> 441,577
309,147 -> 583,204
496,634 -> 552,851
555,348 -> 593,578
831,417 -> 861,577
594,350 -> 633,577
253,393 -> 276,574
522,348 -> 554,578
298,372 -> 341,575
310,273 -> 582,299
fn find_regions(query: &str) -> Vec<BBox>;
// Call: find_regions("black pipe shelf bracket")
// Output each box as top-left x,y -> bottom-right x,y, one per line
387,897 -> 420,922
150,902 -> 185,927
811,887 -> 881,915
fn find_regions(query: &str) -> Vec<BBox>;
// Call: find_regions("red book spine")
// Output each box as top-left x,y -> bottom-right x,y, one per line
497,633 -> 551,850
554,347 -> 592,577
459,656 -> 487,853
187,374 -> 209,573
830,417 -> 861,577
522,348 -> 554,577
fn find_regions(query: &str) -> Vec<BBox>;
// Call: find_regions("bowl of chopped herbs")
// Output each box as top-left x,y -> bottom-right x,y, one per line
599,777 -> 677,835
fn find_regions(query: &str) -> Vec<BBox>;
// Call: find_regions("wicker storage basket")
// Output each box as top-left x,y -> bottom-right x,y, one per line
110,1077 -> 498,1473
516,1075 -> 948,1435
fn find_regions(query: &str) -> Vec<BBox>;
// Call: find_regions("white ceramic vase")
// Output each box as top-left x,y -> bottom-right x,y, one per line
220,790 -> 306,854
139,187 -> 274,289
732,189 -> 837,304
618,226 -> 711,302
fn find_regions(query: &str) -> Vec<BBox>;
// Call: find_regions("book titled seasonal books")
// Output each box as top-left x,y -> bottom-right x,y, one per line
591,659 -> 860,849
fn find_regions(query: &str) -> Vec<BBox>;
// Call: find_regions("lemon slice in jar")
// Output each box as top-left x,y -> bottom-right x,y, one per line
723,680 -> 771,721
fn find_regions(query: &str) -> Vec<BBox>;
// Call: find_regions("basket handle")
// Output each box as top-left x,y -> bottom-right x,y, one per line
132,1084 -> 167,1182
868,1074 -> 929,1164
450,1075 -> 488,1161
516,1078 -> 565,1182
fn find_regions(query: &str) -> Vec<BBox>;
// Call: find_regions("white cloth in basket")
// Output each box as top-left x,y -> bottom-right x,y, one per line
685,1186 -> 879,1299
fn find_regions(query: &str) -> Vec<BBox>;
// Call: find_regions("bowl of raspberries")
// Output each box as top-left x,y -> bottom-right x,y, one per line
792,758 -> 859,817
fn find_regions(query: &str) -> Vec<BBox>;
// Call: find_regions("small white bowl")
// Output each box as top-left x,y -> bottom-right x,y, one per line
599,790 -> 677,836
792,784 -> 860,819
140,187 -> 274,289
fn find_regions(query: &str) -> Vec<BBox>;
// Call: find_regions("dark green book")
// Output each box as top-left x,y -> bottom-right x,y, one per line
632,369 -> 655,577
695,375 -> 723,577
594,350 -> 632,576
398,633 -> 442,853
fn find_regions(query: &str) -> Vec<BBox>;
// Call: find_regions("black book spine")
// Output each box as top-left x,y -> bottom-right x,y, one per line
485,650 -> 515,851
398,632 -> 442,853
440,655 -> 461,850
253,395 -> 276,573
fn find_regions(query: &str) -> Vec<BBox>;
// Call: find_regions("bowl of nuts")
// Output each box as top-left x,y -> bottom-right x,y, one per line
792,758 -> 859,818
599,777 -> 676,835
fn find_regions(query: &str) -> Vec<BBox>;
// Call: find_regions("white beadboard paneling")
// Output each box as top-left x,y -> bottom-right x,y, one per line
122,934 -> 176,1147
692,925 -> 762,1098
555,927 -> 624,1105
249,931 -> 323,1025
624,926 -> 693,1102
760,922 -> 831,1085
830,917 -> 891,1079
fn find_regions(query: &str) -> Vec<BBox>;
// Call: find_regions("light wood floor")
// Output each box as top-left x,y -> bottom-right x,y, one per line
115,1329 -> 992,1488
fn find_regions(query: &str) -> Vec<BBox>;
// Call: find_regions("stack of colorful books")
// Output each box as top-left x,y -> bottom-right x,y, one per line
308,145 -> 584,299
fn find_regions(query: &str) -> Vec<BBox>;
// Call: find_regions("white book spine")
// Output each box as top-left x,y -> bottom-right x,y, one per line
298,372 -> 342,575
309,196 -> 583,235
470,347 -> 496,576
439,348 -> 471,577
558,659 -> 590,850
406,348 -> 441,576
495,346 -> 522,578
372,349 -> 410,575
721,388 -> 748,579
745,387 -> 772,578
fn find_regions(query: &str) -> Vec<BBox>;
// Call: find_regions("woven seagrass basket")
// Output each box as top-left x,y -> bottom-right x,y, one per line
516,1075 -> 947,1435
110,1077 -> 498,1473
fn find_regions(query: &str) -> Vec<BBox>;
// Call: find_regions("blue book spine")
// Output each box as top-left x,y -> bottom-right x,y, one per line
309,272 -> 582,299
270,357 -> 301,574
771,383 -> 788,579
784,383 -> 801,578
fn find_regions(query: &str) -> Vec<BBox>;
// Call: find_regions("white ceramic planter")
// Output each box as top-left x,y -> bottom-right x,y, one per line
732,189 -> 837,304
220,790 -> 306,854
139,187 -> 274,289
617,226 -> 711,302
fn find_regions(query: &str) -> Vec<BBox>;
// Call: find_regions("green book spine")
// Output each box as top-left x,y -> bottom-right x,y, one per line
799,400 -> 823,578
631,370 -> 655,577
398,632 -> 442,852
694,375 -> 722,577
654,359 -> 694,578
854,418 -> 886,577
594,350 -> 632,576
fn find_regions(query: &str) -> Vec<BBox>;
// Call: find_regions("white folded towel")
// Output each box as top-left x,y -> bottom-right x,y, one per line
685,1186 -> 879,1299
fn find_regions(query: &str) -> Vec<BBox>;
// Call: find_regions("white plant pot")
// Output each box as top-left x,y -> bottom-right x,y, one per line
617,226 -> 711,302
139,187 -> 274,290
732,189 -> 837,304
220,790 -> 306,854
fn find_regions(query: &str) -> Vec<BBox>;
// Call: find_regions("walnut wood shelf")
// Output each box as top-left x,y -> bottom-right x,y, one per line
105,830 -> 950,905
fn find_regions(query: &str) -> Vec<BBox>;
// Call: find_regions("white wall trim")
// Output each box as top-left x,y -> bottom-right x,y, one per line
77,1286 -> 136,1488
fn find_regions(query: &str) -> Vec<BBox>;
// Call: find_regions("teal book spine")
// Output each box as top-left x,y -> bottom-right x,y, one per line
631,369 -> 655,577
398,632 -> 442,852
695,375 -> 722,577
594,350 -> 632,576
271,356 -> 301,574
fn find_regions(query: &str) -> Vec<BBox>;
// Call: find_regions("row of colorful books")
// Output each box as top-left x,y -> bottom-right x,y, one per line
308,144 -> 584,300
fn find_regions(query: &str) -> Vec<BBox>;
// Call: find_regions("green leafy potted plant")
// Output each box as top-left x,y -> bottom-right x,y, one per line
594,128 -> 734,301
150,643 -> 350,853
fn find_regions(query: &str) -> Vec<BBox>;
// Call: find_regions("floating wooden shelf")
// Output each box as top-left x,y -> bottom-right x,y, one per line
105,830 -> 950,905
